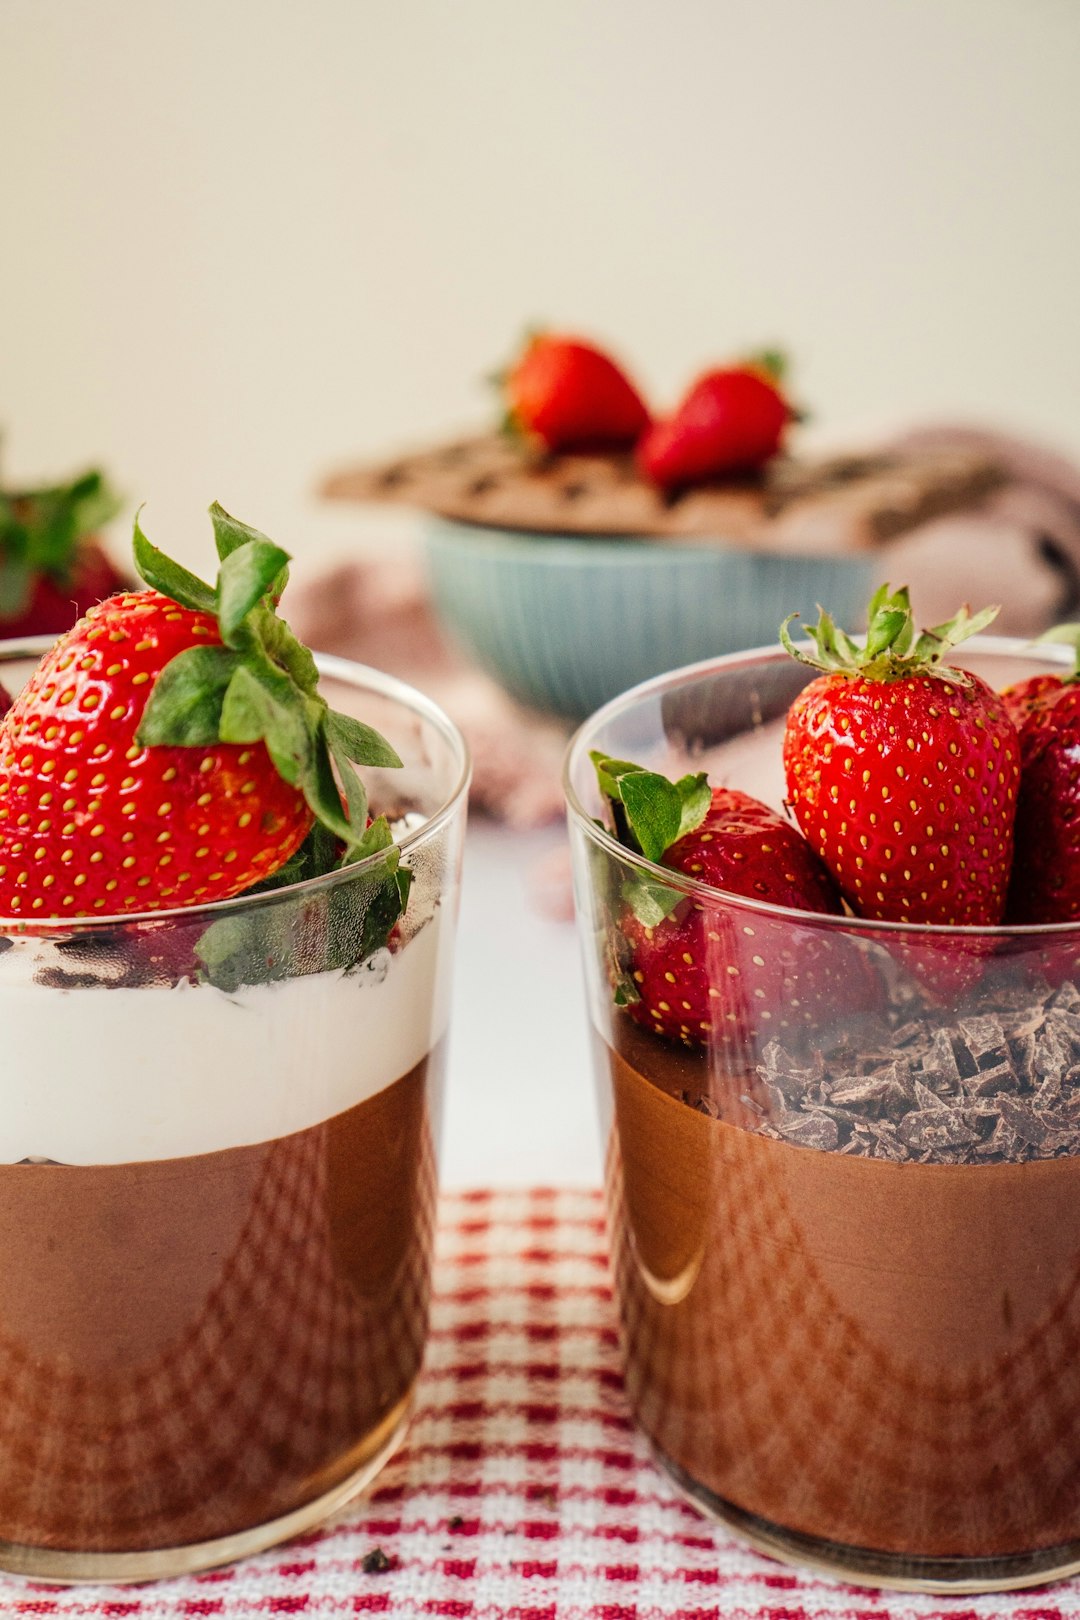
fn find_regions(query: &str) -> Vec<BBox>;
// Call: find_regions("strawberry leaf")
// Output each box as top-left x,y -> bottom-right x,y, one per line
133,504 -> 404,855
0,557 -> 34,619
746,348 -> 787,383
912,602 -> 1000,664
327,709 -> 404,769
350,813 -> 394,859
622,876 -> 683,928
617,772 -> 683,864
217,537 -> 292,645
327,727 -> 370,833
0,467 -> 122,602
1037,621 -> 1080,680
219,662 -> 311,786
606,933 -> 641,1007
299,714 -> 354,843
133,510 -> 217,615
864,607 -> 908,659
589,753 -> 642,798
136,645 -> 241,747
675,772 -> 711,839
782,583 -> 1000,685
592,752 -> 710,863
257,611 -> 320,696
195,818 -> 411,994
209,502 -> 280,568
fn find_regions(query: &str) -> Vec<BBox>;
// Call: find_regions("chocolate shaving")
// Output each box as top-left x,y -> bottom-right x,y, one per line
829,1074 -> 912,1120
957,1014 -> 1009,1066
964,1061 -> 1018,1098
898,1109 -> 980,1153
750,974 -> 1080,1166
772,1111 -> 840,1152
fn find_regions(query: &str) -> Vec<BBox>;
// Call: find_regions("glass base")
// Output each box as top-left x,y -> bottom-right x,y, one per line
0,1391 -> 414,1585
657,1448 -> 1080,1594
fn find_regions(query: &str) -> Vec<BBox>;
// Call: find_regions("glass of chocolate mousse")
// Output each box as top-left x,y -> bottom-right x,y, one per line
0,645 -> 469,1583
565,635 -> 1080,1592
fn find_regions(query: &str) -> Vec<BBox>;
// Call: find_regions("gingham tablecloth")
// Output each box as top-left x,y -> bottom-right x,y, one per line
6,1186 -> 1080,1620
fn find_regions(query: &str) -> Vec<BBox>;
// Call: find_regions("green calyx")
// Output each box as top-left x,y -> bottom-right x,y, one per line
591,752 -> 710,930
490,324 -> 549,442
591,752 -> 710,864
134,502 -> 403,859
744,348 -> 788,385
780,583 -> 1000,686
0,468 -> 122,617
1036,622 -> 1080,682
194,820 -> 414,994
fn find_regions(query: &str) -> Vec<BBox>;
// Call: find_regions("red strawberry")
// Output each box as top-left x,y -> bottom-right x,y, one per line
0,469 -> 128,638
502,333 -> 650,452
1000,625 -> 1080,924
0,503 -> 401,921
1000,670 -> 1066,730
592,758 -> 871,1051
781,587 -> 1020,929
637,358 -> 792,490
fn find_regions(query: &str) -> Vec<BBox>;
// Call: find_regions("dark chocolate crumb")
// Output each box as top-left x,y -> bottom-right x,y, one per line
361,1548 -> 398,1574
749,974 -> 1080,1166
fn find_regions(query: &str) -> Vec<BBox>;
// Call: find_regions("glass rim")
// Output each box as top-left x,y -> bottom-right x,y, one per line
0,640 -> 471,936
563,631 -> 1080,942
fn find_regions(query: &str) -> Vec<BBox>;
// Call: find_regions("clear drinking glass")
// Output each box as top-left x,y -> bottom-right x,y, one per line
0,645 -> 469,1582
565,637 -> 1080,1593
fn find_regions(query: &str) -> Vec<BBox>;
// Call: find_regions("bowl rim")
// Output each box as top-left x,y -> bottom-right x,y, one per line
563,633 -> 1080,941
424,514 -> 861,564
0,642 -> 471,936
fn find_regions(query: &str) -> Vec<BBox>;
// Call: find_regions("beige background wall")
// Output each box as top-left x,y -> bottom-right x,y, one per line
2,0 -> 1079,574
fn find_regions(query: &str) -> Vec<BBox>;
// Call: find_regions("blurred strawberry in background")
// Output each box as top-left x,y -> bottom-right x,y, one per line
0,466 -> 126,638
638,352 -> 795,490
500,332 -> 651,452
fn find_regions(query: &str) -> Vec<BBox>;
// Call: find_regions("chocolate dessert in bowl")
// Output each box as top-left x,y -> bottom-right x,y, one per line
564,586 -> 1080,1591
0,506 -> 469,1581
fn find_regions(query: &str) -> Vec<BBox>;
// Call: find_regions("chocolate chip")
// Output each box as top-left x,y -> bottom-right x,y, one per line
774,1111 -> 840,1151
964,1061 -> 1019,1098
898,1110 -> 980,1152
830,1074 -> 912,1120
998,1096 -> 1073,1152
744,974 -> 1080,1164
958,1013 -> 1008,1066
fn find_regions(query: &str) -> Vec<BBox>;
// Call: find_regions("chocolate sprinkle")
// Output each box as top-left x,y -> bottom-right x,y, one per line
755,979 -> 1080,1165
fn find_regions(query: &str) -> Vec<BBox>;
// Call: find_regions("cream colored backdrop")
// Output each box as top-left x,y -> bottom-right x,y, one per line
2,0 -> 1079,572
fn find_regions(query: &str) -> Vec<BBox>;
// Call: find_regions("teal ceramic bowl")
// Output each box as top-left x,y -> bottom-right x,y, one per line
424,518 -> 877,721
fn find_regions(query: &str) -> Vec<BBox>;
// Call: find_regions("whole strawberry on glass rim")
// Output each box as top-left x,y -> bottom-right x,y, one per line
0,503 -> 402,920
781,585 -> 1020,928
591,754 -> 875,1050
1000,622 -> 1080,925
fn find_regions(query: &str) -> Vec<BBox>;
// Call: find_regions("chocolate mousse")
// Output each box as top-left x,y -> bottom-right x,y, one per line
599,1011 -> 1080,1570
0,1051 -> 442,1553
0,508 -> 469,1579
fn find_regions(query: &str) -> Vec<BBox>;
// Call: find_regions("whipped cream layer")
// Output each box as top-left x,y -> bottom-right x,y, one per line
0,913 -> 448,1165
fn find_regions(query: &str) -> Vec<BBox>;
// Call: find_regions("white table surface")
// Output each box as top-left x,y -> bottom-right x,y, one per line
439,816 -> 602,1190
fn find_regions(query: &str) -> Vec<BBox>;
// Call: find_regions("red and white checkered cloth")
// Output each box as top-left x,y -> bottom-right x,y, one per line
8,1187 -> 1080,1619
